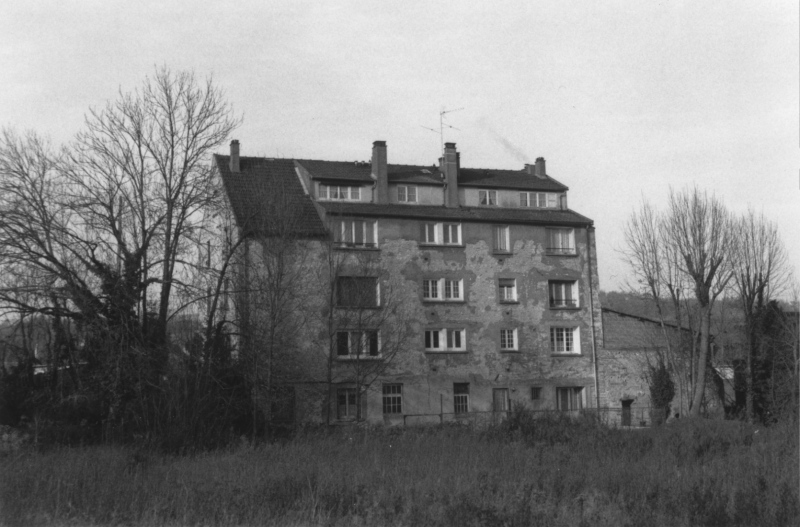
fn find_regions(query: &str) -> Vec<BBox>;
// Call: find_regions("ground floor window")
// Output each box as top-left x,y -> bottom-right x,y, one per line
337,388 -> 359,420
556,387 -> 584,411
382,384 -> 402,415
454,383 -> 470,414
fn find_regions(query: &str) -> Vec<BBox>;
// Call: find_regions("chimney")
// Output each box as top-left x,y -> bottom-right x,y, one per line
534,157 -> 546,179
442,142 -> 459,208
229,140 -> 240,173
372,140 -> 388,203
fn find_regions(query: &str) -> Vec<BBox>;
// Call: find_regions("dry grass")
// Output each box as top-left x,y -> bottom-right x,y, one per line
1,416 -> 797,526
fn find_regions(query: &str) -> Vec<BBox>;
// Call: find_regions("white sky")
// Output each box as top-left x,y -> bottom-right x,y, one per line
2,1 -> 798,292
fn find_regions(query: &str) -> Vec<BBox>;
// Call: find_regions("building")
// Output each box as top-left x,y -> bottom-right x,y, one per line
214,139 -> 603,425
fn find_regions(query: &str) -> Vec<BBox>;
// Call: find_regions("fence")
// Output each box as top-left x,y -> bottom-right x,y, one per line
401,406 -> 655,428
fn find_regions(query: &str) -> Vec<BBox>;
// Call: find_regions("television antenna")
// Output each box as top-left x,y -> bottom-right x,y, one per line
421,107 -> 464,156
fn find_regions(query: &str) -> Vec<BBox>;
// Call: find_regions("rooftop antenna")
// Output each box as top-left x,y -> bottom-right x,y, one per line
421,107 -> 464,156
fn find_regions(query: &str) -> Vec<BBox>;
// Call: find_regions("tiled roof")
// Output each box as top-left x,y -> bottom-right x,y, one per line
215,155 -> 328,238
297,159 -> 568,191
459,168 -> 568,192
601,308 -> 689,351
318,201 -> 593,226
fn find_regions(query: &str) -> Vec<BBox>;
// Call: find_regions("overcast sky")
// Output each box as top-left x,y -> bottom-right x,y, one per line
3,1 -> 798,292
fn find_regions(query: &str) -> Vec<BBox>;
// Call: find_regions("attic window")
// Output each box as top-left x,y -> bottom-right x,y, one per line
479,190 -> 497,206
319,184 -> 361,201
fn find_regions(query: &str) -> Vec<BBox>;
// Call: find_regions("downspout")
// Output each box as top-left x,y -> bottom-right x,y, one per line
586,226 -> 601,409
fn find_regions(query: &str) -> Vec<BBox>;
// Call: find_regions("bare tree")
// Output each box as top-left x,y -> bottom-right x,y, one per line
663,187 -> 734,417
730,210 -> 790,422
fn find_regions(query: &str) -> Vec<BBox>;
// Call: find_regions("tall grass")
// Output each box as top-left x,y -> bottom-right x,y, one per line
1,416 -> 797,526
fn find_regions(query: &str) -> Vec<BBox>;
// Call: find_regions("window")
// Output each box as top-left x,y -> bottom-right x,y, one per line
550,327 -> 580,354
454,383 -> 470,414
549,281 -> 578,308
336,330 -> 380,358
337,388 -> 359,420
425,329 -> 466,351
556,387 -> 584,411
420,222 -> 461,245
382,384 -> 402,415
422,278 -> 463,301
479,190 -> 497,206
493,225 -> 510,253
499,278 -> 517,302
546,228 -> 575,255
493,388 -> 510,412
500,329 -> 518,351
319,184 -> 362,201
336,277 -> 379,308
334,219 -> 377,248
531,387 -> 542,401
520,192 -> 558,209
397,185 -> 418,203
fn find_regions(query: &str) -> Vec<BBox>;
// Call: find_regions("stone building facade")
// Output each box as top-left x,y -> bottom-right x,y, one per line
215,140 -> 603,425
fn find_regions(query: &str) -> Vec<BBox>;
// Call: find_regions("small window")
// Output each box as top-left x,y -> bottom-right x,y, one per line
398,185 -> 418,203
334,219 -> 377,248
336,277 -> 379,308
499,278 -> 517,302
425,329 -> 466,351
420,222 -> 461,245
423,279 -> 463,301
493,225 -> 510,253
556,387 -> 584,411
500,329 -> 518,351
550,327 -> 580,354
549,281 -> 578,308
546,228 -> 575,255
479,190 -> 497,206
531,387 -> 542,401
337,388 -> 359,420
336,331 -> 380,358
454,383 -> 470,414
382,384 -> 402,415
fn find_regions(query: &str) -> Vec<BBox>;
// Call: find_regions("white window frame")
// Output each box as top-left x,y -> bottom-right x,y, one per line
423,278 -> 463,301
425,329 -> 466,351
549,280 -> 579,308
556,387 -> 585,411
421,222 -> 462,246
550,327 -> 580,354
336,330 -> 381,359
382,384 -> 403,415
334,219 -> 378,248
397,185 -> 418,203
546,228 -> 576,255
520,192 -> 559,209
500,328 -> 518,351
337,388 -> 360,420
493,225 -> 510,253
479,189 -> 497,206
319,184 -> 362,201
499,278 -> 517,302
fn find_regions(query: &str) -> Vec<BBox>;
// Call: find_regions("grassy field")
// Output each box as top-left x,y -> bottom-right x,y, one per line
1,415 -> 798,526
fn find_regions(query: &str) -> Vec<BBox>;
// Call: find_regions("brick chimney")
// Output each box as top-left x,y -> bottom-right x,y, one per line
372,140 -> 388,203
442,142 -> 459,208
534,157 -> 546,179
229,140 -> 240,173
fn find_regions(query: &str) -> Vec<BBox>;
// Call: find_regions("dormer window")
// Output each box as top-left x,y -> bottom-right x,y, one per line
479,190 -> 497,206
319,184 -> 362,201
520,192 -> 559,209
397,185 -> 418,203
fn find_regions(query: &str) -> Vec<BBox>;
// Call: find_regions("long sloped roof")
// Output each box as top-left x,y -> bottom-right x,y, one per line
318,202 -> 592,226
215,155 -> 328,238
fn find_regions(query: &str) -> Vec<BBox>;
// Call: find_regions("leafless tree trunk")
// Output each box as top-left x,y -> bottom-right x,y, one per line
730,209 -> 789,422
